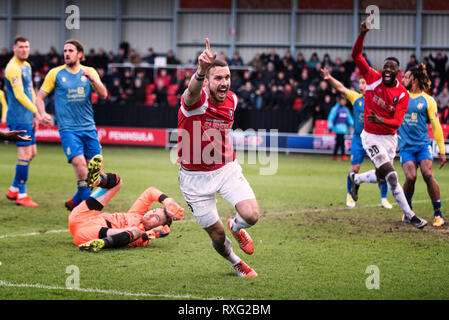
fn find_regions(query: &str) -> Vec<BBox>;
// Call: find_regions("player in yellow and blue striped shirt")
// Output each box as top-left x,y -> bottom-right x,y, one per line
4,36 -> 51,207
400,64 -> 446,227
36,39 -> 108,211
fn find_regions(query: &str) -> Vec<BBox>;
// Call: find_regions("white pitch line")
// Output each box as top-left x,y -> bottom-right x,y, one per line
0,229 -> 69,239
0,280 -> 226,300
1,197 -> 448,240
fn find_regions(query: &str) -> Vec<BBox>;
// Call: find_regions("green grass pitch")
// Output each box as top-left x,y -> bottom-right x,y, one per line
0,143 -> 448,300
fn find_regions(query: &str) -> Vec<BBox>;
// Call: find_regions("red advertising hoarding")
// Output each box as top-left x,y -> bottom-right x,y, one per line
0,124 -> 167,147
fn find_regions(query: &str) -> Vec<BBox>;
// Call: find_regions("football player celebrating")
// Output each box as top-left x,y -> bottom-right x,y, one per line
177,38 -> 259,277
348,15 -> 428,229
400,64 -> 446,227
321,67 -> 392,209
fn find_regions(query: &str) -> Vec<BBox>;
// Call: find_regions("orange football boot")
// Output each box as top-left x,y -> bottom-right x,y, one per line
6,190 -> 18,200
227,219 -> 254,255
233,260 -> 258,278
16,196 -> 39,207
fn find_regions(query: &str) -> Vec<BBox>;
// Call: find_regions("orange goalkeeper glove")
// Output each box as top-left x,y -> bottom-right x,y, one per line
162,198 -> 185,221
147,225 -> 171,239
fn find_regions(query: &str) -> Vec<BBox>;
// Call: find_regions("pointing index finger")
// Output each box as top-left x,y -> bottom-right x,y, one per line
205,38 -> 210,52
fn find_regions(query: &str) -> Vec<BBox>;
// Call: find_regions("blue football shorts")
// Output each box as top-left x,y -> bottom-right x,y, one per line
399,144 -> 433,166
350,135 -> 366,165
59,130 -> 102,163
8,123 -> 36,147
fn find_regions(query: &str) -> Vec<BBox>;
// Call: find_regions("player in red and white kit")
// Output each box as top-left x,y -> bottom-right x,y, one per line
348,17 -> 427,229
177,39 -> 259,277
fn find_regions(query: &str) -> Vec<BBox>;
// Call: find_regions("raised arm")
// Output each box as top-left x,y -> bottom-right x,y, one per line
351,15 -> 380,80
183,38 -> 217,107
127,186 -> 184,220
127,186 -> 165,215
321,68 -> 349,95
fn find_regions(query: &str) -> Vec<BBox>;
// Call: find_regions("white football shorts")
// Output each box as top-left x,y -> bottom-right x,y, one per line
178,160 -> 256,228
360,129 -> 397,168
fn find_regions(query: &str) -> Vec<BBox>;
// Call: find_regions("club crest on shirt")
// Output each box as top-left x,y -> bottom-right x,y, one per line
417,103 -> 424,110
11,76 -> 18,86
62,77 -> 66,82
392,96 -> 398,104
229,108 -> 233,120
81,75 -> 88,82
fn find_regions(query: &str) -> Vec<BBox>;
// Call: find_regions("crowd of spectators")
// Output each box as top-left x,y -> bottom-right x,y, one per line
1,43 -> 449,131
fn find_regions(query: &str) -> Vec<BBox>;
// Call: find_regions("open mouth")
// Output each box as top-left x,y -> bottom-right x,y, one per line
217,88 -> 228,98
383,72 -> 392,81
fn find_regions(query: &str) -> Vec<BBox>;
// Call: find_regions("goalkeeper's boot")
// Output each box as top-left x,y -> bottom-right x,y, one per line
433,215 -> 445,227
86,155 -> 103,188
381,198 -> 393,209
233,260 -> 258,278
402,214 -> 427,229
348,172 -> 360,201
227,219 -> 254,255
79,239 -> 105,253
346,194 -> 356,208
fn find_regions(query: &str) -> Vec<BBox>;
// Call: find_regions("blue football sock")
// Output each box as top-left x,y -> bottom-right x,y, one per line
13,159 -> 30,195
432,200 -> 442,217
379,182 -> 388,199
72,180 -> 92,206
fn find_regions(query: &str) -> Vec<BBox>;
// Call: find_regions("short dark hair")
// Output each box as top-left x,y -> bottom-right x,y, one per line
163,208 -> 173,227
385,56 -> 400,67
206,59 -> 229,77
14,36 -> 29,45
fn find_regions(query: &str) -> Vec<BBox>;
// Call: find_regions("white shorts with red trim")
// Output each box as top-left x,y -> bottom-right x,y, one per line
361,130 -> 397,168
178,160 -> 256,228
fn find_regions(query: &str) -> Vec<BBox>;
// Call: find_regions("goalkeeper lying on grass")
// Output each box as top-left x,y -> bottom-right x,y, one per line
68,155 -> 184,252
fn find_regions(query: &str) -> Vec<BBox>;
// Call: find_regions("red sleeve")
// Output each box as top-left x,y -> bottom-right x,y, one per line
352,34 -> 379,83
181,88 -> 207,111
382,92 -> 409,129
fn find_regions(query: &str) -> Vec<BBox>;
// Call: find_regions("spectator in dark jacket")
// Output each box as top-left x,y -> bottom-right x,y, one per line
429,52 -> 448,80
153,78 -> 168,107
254,83 -> 270,110
238,81 -> 255,110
